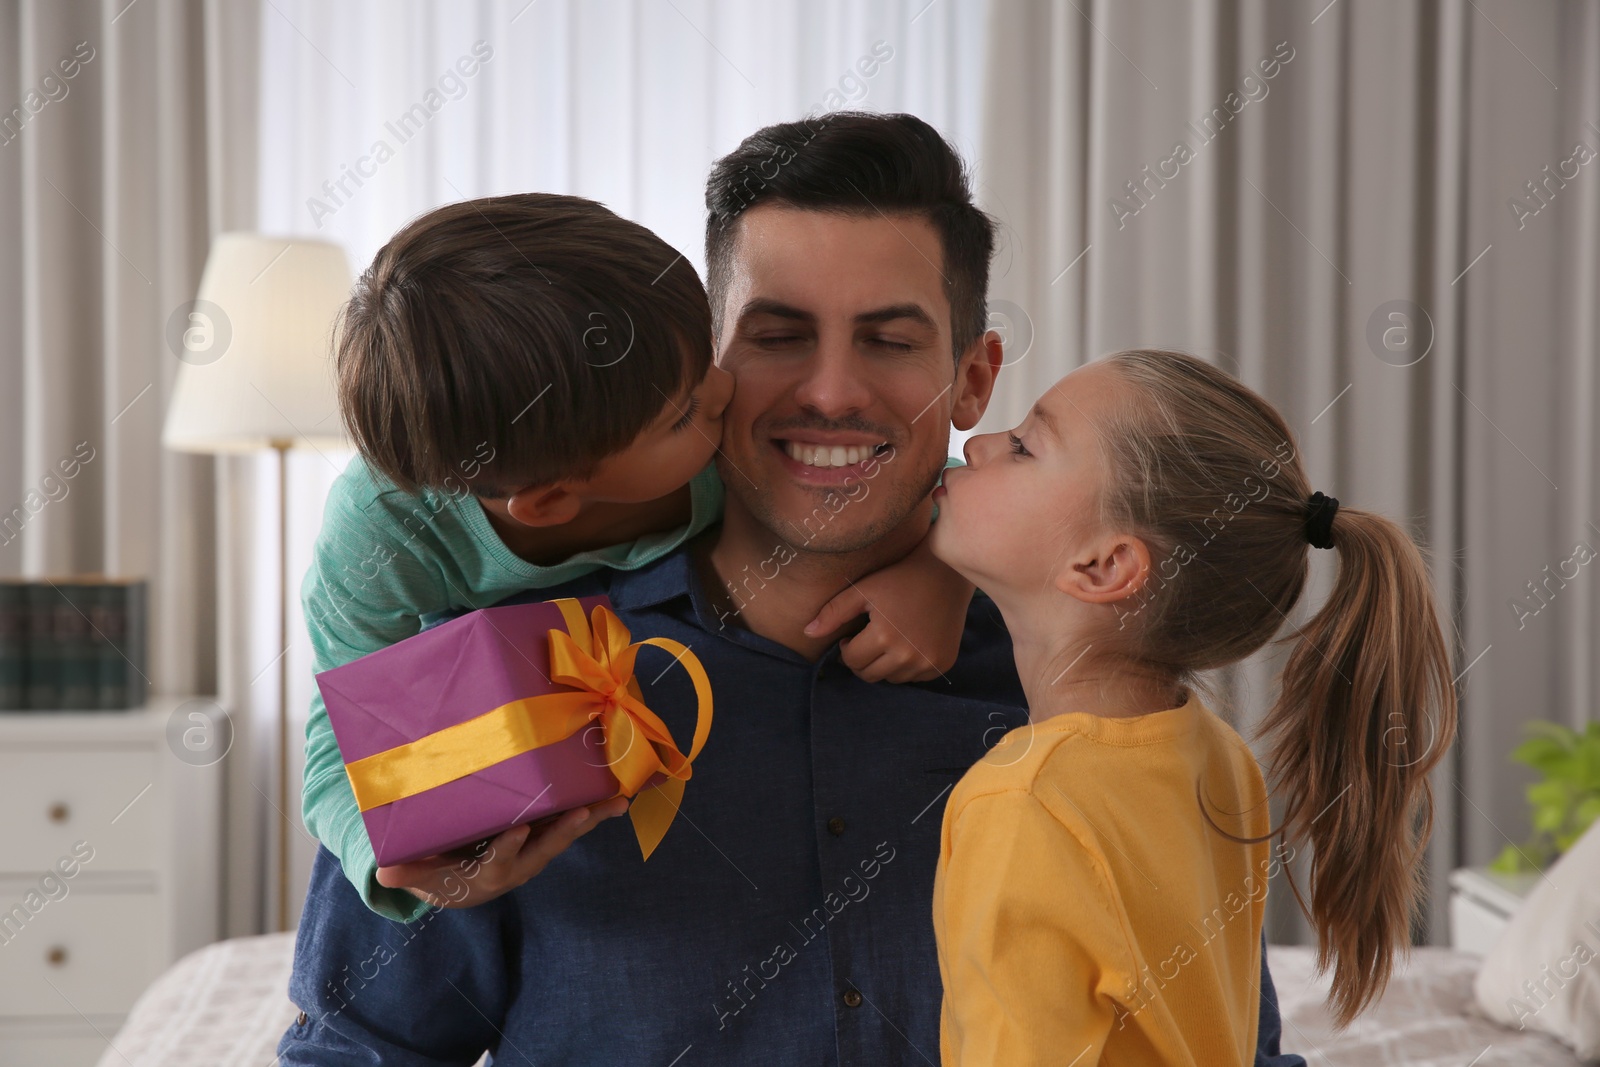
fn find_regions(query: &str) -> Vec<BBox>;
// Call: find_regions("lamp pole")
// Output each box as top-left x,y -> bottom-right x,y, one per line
274,437 -> 292,933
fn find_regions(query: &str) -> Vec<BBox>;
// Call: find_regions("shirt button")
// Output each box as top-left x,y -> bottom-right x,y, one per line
827,817 -> 846,836
842,989 -> 863,1008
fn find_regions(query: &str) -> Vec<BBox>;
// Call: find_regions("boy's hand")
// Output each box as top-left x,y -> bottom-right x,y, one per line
804,534 -> 974,684
375,796 -> 630,909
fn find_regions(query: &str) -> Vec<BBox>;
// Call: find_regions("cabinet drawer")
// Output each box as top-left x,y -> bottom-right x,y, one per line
0,1024 -> 110,1067
0,749 -> 158,873
0,890 -> 163,1017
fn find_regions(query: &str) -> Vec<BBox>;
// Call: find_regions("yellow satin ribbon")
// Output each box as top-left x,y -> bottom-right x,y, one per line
344,599 -> 713,860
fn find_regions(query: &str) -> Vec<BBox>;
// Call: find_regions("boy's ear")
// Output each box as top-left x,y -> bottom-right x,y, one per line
505,482 -> 583,528
951,330 -> 1005,432
1054,533 -> 1153,605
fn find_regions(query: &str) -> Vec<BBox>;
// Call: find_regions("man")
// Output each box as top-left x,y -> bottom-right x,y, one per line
280,111 -> 1301,1065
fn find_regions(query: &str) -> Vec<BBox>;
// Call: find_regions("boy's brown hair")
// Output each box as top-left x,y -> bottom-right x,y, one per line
335,193 -> 711,497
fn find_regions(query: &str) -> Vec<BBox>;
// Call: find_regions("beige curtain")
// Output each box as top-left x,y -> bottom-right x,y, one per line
981,0 -> 1600,945
0,0 -> 261,935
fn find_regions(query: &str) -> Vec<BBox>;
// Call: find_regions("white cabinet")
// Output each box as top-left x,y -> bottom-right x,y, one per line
1448,866 -> 1537,956
0,699 -> 222,1066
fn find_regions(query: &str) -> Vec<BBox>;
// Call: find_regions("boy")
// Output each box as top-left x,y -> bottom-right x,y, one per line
303,193 -> 973,921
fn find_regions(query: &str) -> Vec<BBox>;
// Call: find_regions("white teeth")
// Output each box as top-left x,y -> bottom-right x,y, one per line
783,441 -> 887,468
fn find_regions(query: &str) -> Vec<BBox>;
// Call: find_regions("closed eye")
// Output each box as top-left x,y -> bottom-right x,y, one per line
670,394 -> 700,433
1007,432 -> 1030,456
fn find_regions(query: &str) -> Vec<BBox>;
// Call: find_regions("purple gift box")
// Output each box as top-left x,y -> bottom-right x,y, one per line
317,595 -> 626,867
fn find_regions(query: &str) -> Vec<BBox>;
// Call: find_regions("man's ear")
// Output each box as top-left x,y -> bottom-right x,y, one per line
1054,534 -> 1153,606
505,482 -> 583,528
951,329 -> 1004,432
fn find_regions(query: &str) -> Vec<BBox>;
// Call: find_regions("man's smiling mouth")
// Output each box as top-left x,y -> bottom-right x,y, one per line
777,440 -> 893,469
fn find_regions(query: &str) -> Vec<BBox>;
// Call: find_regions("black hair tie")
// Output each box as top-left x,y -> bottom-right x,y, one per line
1305,491 -> 1339,550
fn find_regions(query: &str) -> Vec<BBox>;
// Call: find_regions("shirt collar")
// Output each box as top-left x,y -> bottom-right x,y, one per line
606,542 -> 697,614
609,536 -> 818,667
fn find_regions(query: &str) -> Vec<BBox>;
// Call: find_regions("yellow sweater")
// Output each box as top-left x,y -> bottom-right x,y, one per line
934,694 -> 1275,1066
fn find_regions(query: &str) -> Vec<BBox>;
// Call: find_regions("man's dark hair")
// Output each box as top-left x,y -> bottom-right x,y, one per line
704,111 -> 997,358
336,193 -> 710,496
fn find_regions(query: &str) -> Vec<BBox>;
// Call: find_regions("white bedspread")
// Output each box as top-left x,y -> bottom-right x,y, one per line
1270,945 -> 1588,1066
94,936 -> 1590,1065
95,932 -> 298,1067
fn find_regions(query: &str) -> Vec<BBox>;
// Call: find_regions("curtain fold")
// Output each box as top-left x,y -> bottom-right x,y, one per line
256,0 -> 990,282
981,0 -> 1600,946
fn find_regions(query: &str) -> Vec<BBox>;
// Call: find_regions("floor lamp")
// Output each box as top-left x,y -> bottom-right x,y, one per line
162,234 -> 354,932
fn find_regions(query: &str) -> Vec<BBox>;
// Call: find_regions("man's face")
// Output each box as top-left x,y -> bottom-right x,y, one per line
713,204 -> 980,553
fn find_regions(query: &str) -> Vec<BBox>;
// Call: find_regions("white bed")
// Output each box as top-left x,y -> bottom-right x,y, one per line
92,936 -> 1587,1066
1267,946 -> 1587,1066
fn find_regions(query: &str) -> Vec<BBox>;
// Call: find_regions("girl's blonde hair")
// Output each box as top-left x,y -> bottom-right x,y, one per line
1095,349 -> 1457,1026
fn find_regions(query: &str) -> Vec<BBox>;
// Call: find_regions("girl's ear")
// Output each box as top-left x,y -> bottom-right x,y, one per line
1053,533 -> 1153,605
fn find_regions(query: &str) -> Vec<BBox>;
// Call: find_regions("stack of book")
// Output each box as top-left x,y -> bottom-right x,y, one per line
0,577 -> 148,710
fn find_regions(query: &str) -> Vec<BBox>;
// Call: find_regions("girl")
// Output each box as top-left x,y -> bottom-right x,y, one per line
929,350 -> 1456,1064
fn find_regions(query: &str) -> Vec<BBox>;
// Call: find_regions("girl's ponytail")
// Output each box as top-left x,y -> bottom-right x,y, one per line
1257,504 -> 1457,1026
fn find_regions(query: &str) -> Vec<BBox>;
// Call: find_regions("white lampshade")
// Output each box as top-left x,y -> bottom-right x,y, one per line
162,233 -> 355,453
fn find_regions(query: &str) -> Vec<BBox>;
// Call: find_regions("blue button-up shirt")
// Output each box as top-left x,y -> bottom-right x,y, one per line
280,540 -> 1304,1066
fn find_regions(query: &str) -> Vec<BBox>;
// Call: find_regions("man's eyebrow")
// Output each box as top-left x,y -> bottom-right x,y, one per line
736,298 -> 813,325
854,303 -> 937,331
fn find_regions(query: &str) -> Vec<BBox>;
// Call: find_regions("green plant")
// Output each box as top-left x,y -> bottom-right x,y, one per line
1489,721 -> 1600,873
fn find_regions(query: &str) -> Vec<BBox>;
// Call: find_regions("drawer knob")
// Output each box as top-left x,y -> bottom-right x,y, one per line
46,945 -> 68,966
47,802 -> 70,824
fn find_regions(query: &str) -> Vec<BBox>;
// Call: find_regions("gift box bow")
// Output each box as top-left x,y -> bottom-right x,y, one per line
342,598 -> 713,860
